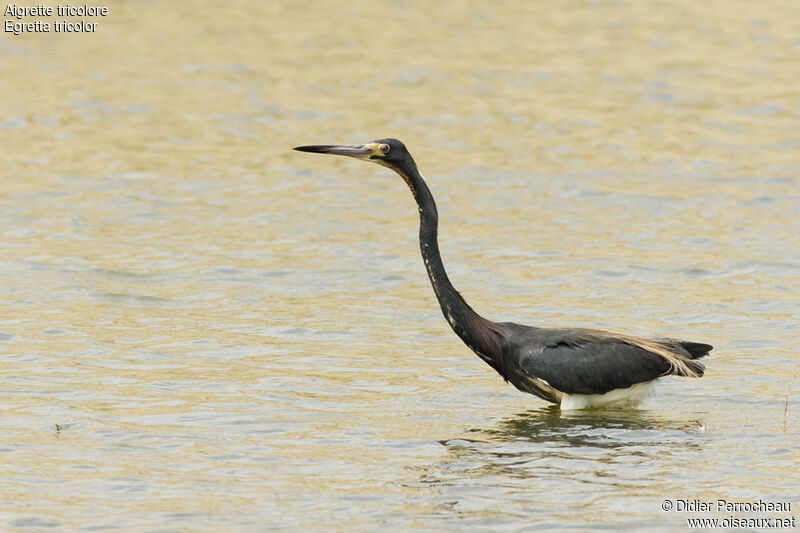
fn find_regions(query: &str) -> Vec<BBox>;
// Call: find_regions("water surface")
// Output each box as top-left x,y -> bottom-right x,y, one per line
1,1 -> 799,530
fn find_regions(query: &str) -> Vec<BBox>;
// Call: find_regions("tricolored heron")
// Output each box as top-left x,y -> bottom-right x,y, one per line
294,139 -> 711,409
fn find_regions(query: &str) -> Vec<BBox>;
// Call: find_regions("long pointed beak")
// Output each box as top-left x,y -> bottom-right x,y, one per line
293,144 -> 374,160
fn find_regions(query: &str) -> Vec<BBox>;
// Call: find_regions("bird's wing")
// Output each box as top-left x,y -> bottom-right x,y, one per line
517,332 -> 678,396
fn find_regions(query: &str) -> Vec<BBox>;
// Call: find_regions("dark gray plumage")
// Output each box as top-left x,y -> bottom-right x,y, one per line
500,324 -> 711,405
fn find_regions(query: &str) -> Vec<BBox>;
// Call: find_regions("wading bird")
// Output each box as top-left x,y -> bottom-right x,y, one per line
294,139 -> 711,409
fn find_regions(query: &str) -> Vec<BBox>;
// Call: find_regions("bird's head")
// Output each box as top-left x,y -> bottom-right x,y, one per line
293,138 -> 414,173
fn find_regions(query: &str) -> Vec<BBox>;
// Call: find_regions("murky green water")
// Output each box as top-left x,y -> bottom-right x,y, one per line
1,1 -> 798,530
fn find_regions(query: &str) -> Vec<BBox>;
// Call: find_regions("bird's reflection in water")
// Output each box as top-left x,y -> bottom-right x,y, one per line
486,406 -> 703,445
424,407 -> 706,486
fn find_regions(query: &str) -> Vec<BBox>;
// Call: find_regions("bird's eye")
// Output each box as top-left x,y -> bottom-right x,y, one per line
380,144 -> 390,154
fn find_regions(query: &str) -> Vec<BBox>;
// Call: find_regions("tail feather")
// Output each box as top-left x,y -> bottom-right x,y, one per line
679,342 -> 713,359
664,341 -> 712,378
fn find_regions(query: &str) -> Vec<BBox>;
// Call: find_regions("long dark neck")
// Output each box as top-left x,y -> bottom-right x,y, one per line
394,160 -> 505,373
